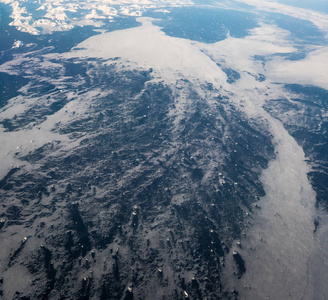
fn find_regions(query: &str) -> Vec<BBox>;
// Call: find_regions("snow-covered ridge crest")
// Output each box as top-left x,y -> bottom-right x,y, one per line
0,0 -> 192,35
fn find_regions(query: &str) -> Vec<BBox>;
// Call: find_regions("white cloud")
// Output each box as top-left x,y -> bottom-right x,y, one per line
235,0 -> 328,33
60,17 -> 227,86
8,1 -> 40,35
97,5 -> 118,17
267,47 -> 328,89
85,9 -> 106,20
0,0 -> 192,35
197,23 -> 296,90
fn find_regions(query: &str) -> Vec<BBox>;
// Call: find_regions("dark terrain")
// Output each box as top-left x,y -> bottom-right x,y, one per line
0,61 -> 274,299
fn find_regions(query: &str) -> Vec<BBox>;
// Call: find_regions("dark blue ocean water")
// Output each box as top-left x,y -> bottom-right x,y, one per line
265,12 -> 326,45
263,11 -> 326,61
146,6 -> 259,43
